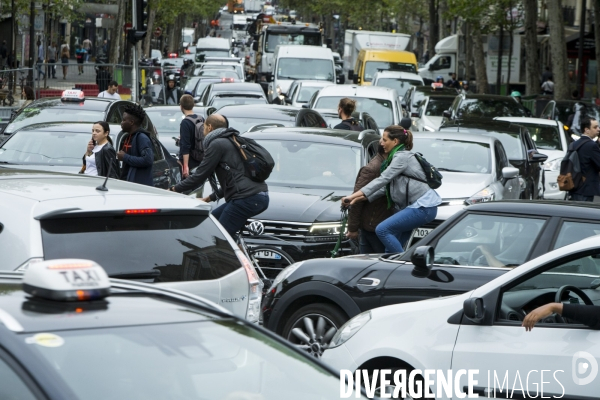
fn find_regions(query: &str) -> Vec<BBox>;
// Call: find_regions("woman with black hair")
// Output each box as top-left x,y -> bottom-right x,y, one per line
80,121 -> 120,178
342,125 -> 442,253
117,104 -> 154,186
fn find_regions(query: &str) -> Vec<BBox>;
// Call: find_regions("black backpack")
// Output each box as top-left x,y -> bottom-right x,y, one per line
230,135 -> 275,182
406,152 -> 443,189
185,115 -> 205,162
557,139 -> 586,191
342,120 -> 363,132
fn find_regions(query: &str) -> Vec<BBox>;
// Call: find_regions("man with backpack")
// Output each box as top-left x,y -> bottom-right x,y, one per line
564,117 -> 600,202
171,113 -> 270,238
179,94 -> 204,178
334,98 -> 364,131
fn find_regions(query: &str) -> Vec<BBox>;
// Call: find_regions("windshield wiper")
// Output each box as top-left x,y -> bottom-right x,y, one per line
277,76 -> 297,80
109,270 -> 161,279
437,168 -> 465,173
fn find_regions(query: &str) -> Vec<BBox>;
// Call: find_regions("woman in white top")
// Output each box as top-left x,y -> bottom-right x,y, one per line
80,121 -> 120,178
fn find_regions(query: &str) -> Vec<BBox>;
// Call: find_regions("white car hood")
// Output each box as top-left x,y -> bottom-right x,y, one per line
421,115 -> 444,130
435,172 -> 492,200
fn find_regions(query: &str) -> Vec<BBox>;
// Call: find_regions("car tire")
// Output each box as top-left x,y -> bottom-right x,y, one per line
282,303 -> 348,358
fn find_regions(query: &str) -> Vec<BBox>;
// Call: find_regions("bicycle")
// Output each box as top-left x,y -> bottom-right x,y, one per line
237,220 -> 296,291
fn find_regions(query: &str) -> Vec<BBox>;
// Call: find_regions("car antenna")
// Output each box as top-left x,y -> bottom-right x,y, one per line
96,162 -> 114,192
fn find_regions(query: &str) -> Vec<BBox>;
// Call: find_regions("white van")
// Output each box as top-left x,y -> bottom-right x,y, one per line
268,45 -> 335,103
195,38 -> 231,62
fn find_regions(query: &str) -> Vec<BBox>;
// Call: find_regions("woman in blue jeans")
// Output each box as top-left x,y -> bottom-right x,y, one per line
341,125 -> 441,253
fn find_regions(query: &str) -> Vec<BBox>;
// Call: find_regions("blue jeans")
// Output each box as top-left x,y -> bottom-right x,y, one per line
375,206 -> 437,253
211,192 -> 269,238
359,229 -> 385,254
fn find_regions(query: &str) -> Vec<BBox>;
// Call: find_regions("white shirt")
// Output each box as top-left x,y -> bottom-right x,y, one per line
84,143 -> 107,176
98,91 -> 121,100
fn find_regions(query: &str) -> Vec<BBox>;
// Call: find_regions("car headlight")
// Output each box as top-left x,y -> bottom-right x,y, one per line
465,187 -> 495,205
329,311 -> 371,348
544,157 -> 562,171
308,222 -> 343,235
423,125 -> 435,132
276,85 -> 281,95
269,262 -> 304,290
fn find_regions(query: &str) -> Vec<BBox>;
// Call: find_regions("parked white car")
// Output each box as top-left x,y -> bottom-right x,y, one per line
413,94 -> 456,131
285,80 -> 334,107
371,70 -> 423,101
496,117 -> 568,200
322,235 -> 600,399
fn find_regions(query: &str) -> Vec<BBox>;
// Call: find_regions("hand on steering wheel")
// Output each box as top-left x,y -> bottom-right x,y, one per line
554,285 -> 594,323
469,246 -> 488,266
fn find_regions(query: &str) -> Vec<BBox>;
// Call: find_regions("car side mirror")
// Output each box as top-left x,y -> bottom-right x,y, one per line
410,111 -> 420,118
266,73 -> 273,82
501,166 -> 519,179
442,110 -> 452,118
252,42 -> 258,51
410,246 -> 434,278
530,152 -> 548,163
194,96 -> 201,103
401,102 -> 407,109
301,104 -> 309,109
285,98 -> 292,105
428,64 -> 433,71
463,297 -> 485,323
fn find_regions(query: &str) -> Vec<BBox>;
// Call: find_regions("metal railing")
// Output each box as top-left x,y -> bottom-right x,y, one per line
0,68 -> 34,105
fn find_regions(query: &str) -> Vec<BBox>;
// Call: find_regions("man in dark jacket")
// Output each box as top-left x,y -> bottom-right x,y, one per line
117,104 -> 154,186
158,75 -> 182,105
171,113 -> 269,238
346,144 -> 394,253
334,97 -> 364,131
179,94 -> 202,178
569,117 -> 600,201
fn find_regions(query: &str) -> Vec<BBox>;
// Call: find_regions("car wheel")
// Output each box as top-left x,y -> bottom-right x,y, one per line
282,303 -> 347,358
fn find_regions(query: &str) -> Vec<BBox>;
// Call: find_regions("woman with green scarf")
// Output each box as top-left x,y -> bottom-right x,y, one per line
341,125 -> 441,253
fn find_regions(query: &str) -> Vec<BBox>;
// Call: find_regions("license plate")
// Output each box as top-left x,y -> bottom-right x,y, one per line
413,227 -> 432,239
254,250 -> 281,260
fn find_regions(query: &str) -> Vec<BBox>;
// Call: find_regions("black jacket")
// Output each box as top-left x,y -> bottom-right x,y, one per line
120,129 -> 154,186
175,128 -> 268,200
158,86 -> 182,105
563,304 -> 600,329
570,135 -> 600,197
81,142 -> 120,178
334,118 -> 364,131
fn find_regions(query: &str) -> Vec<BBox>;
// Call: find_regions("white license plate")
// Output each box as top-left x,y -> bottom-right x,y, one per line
413,227 -> 432,239
254,251 -> 282,260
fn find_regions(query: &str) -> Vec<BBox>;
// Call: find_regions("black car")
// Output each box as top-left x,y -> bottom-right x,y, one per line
262,201 -> 600,356
402,84 -> 458,117
217,105 -> 328,132
0,261 -> 350,399
1,97 -> 156,140
443,94 -> 530,121
440,120 -> 547,199
539,100 -> 600,136
0,122 -> 181,189
145,105 -> 216,157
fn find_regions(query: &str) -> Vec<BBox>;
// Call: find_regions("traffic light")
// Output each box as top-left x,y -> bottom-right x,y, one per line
127,0 -> 148,44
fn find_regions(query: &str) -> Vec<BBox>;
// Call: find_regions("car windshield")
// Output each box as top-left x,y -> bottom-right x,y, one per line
257,139 -> 361,189
277,59 -> 334,81
40,214 -> 240,279
516,123 -> 562,151
145,109 -> 185,133
29,320 -> 353,400
364,62 -> 417,82
458,98 -> 528,118
297,86 -> 321,103
197,70 -> 238,79
210,96 -> 267,108
195,50 -> 230,62
375,78 -> 422,98
265,33 -> 321,53
479,131 -> 524,159
162,59 -> 184,68
315,96 -> 394,127
424,97 -> 455,117
413,138 -> 491,174
0,130 -> 113,166
6,107 -> 104,133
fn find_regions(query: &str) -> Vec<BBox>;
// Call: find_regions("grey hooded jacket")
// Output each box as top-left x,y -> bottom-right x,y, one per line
361,151 -> 430,210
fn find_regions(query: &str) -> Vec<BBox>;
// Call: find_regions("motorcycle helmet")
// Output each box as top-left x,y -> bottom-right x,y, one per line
436,75 -> 443,82
511,91 -> 522,98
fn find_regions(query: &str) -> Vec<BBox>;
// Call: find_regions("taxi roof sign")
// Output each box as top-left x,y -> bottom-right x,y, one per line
61,89 -> 85,102
431,82 -> 444,90
23,259 -> 110,302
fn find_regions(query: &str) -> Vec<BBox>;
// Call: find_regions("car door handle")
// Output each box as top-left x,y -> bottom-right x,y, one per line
357,278 -> 380,287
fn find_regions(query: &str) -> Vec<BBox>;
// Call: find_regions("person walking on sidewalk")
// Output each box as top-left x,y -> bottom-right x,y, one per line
82,37 -> 92,62
568,117 -> 600,202
170,114 -> 270,238
541,77 -> 554,96
117,104 -> 154,186
75,45 -> 85,75
47,42 -> 57,78
35,41 -> 45,80
178,94 -> 204,178
0,40 -> 7,69
60,44 -> 70,80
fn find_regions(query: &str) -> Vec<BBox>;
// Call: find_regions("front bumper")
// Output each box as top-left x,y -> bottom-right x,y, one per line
543,170 -> 565,200
245,236 -> 354,262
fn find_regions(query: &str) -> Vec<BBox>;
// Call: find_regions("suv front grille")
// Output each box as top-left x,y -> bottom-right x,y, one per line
244,219 -> 311,239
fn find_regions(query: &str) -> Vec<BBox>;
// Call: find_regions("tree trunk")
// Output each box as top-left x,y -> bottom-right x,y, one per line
428,0 -> 437,58
594,0 -> 600,97
496,25 -> 504,94
523,0 -> 540,95
438,0 -> 449,39
547,0 -> 569,100
465,22 -> 473,80
506,27 -> 513,90
143,8 -> 156,57
471,23 -> 488,94
109,0 -> 126,64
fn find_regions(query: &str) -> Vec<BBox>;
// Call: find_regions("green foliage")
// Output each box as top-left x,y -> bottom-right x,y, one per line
154,0 -> 220,27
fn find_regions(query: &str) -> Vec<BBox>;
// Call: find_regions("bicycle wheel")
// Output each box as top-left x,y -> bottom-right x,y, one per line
248,245 -> 295,280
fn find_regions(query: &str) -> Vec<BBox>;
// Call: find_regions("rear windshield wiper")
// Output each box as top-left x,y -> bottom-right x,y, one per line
109,270 -> 161,279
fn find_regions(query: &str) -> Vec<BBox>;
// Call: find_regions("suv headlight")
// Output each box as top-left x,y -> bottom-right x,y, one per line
276,85 -> 282,95
329,311 -> 371,348
308,222 -> 343,235
465,187 -> 495,205
544,157 -> 561,171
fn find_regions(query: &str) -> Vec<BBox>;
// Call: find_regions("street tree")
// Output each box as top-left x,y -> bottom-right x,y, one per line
523,0 -> 540,96
547,0 -> 569,100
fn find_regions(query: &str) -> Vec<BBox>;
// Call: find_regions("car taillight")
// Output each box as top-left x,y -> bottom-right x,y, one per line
124,209 -> 159,214
235,249 -> 263,323
221,78 -> 234,83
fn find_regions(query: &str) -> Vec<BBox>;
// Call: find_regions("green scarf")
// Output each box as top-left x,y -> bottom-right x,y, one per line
380,144 -> 405,209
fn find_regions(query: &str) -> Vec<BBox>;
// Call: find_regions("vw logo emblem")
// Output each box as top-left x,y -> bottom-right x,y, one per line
247,220 -> 265,236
